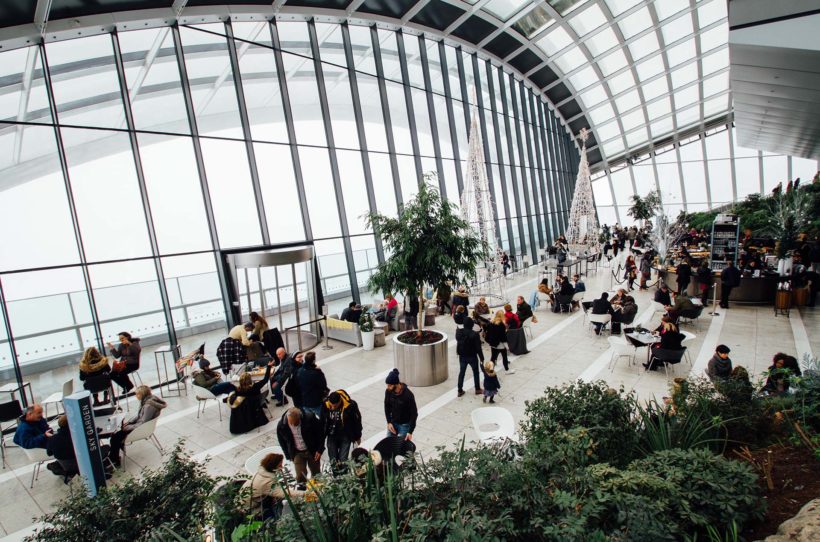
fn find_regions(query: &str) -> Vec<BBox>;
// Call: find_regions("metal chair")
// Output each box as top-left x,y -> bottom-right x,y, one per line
678,306 -> 704,330
42,379 -> 73,419
607,336 -> 635,372
680,331 -> 696,367
588,313 -> 612,336
193,385 -> 223,422
122,417 -> 163,466
647,348 -> 687,379
0,400 -> 23,468
21,447 -> 50,488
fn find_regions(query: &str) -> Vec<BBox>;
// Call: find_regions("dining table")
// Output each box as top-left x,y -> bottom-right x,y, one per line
625,331 -> 661,362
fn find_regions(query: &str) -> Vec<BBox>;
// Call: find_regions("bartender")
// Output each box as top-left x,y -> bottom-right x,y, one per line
741,228 -> 754,251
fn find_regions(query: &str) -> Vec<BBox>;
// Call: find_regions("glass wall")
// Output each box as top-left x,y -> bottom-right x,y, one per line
591,124 -> 820,225
0,20 -> 576,402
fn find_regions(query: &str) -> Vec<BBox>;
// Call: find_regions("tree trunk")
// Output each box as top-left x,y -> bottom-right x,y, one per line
418,289 -> 424,332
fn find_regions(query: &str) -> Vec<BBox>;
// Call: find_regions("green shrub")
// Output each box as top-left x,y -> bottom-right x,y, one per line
628,449 -> 765,533
636,401 -> 726,455
28,444 -> 216,542
522,381 -> 640,466
792,355 -> 820,432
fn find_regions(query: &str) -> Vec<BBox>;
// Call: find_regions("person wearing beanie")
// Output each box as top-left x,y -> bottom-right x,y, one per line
482,361 -> 501,403
706,345 -> 733,382
455,318 -> 484,397
192,357 -> 236,396
384,369 -> 417,441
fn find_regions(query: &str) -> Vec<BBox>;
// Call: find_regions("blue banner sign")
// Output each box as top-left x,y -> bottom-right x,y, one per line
64,391 -> 107,495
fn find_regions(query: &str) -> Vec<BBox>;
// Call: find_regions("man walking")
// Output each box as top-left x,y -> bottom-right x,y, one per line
455,318 -> 484,397
720,261 -> 741,309
276,408 -> 324,485
384,369 -> 417,441
321,389 -> 362,473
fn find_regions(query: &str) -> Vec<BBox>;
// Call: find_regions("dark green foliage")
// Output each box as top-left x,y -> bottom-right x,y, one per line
521,380 -> 640,466
28,444 -> 216,542
792,356 -> 820,432
636,401 -> 726,454
629,449 -> 765,533
627,190 -> 661,225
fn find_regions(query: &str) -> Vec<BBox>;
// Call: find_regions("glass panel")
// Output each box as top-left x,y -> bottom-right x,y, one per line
610,167 -> 632,206
299,146 -> 342,239
411,87 -> 435,156
704,129 -> 733,205
679,138 -> 708,206
277,21 -> 312,57
656,161 -> 682,207
703,94 -> 729,118
61,128 -> 152,261
603,140 -> 624,157
0,46 -> 52,124
3,268 -> 93,400
597,48 -> 628,77
698,0 -> 727,28
513,5 -> 554,38
586,27 -> 619,58
553,46 -> 586,74
703,71 -> 729,97
635,54 -> 665,82
356,71 -> 388,153
536,26 -> 572,56
199,138 -> 262,248
433,93 -> 454,159
253,142 -> 306,243
234,38 -> 289,143
282,51 -> 327,147
425,39 -> 445,95
671,63 -> 699,87
674,85 -> 700,108
350,235 -> 378,295
337,149 -> 371,236
384,79 -> 413,152
161,253 -> 226,349
700,23 -> 728,53
484,0 -> 529,21
378,29 -> 403,83
401,33 -> 425,89
568,66 -> 598,92
322,61 -> 360,149
138,133 -> 213,254
568,4 -> 607,36
580,84 -> 608,108
646,96 -> 671,120
347,24 -> 377,76
369,152 -> 398,217
655,0 -> 689,21
606,0 -> 642,17
608,70 -> 636,95
792,157 -> 819,186
595,119 -> 620,143
734,157 -> 760,199
701,47 -> 729,76
621,109 -> 645,131
179,25 -> 244,139
666,38 -> 696,67
642,77 -> 668,100
661,14 -> 693,44
588,101 -> 615,124
614,89 -> 640,113
675,104 -> 700,127
619,8 -> 653,40
0,125 -> 80,270
315,239 -> 351,298
119,28 -> 190,134
625,127 -> 648,148
397,154 -> 419,203
632,162 -> 656,195
591,177 -> 613,206
628,33 -> 660,61
46,34 -> 125,128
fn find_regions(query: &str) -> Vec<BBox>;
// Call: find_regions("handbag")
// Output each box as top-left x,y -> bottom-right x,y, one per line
112,359 -> 126,372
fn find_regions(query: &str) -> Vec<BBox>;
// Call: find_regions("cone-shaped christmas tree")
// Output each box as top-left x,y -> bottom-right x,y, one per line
565,128 -> 599,254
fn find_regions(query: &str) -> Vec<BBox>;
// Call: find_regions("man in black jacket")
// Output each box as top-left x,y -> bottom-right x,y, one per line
591,293 -> 614,335
720,261 -> 741,309
516,296 -> 537,324
276,407 -> 324,484
270,347 -> 293,407
384,369 -> 417,441
654,283 -> 672,306
455,318 -> 484,397
321,389 -> 363,472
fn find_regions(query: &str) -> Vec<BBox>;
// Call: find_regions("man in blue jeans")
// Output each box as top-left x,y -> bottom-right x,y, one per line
455,318 -> 484,398
384,369 -> 417,441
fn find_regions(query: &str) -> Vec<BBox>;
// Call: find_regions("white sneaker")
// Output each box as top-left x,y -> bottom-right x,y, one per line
505,368 -> 516,374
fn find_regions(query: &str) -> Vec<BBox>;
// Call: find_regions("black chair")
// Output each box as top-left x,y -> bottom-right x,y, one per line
554,294 -> 573,313
0,399 -> 23,468
678,305 -> 704,330
647,348 -> 687,379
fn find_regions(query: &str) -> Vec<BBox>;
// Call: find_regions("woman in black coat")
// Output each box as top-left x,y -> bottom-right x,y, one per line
228,361 -> 274,435
484,310 -> 512,373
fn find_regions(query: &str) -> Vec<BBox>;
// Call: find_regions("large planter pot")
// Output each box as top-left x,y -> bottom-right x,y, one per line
361,330 -> 375,351
393,330 -> 449,387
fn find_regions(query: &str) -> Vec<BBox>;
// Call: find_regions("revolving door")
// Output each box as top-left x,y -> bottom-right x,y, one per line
222,245 -> 321,353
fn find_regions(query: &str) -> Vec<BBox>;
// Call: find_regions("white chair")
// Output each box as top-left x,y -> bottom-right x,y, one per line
523,319 -> 533,339
571,292 -> 584,312
471,407 -> 517,444
244,445 -> 289,475
607,336 -> 635,372
42,379 -> 73,419
22,447 -> 50,488
588,313 -> 612,336
681,331 -> 696,367
193,385 -> 223,421
122,417 -> 163,465
651,301 -> 666,314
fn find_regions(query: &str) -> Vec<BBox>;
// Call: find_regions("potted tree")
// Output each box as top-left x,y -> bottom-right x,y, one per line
366,175 -> 485,386
359,311 -> 375,351
627,190 -> 661,228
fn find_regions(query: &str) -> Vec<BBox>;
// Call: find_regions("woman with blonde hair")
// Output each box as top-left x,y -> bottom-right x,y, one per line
106,385 -> 167,467
79,346 -> 111,406
484,310 -> 514,374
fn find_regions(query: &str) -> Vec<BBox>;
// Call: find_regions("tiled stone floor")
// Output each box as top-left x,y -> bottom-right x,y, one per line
0,254 -> 814,539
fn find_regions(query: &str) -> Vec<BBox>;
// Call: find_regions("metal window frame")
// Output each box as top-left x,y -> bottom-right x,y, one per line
497,70 -> 527,258
510,75 -> 539,261
417,34 -> 446,195
395,30 -> 424,183
438,41 -> 465,197
307,19 -> 360,302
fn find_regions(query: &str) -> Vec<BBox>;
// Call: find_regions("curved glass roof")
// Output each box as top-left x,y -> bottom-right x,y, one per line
0,0 -> 731,168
